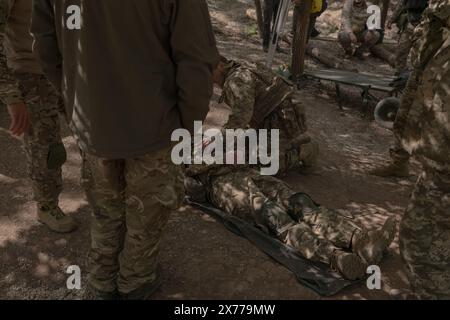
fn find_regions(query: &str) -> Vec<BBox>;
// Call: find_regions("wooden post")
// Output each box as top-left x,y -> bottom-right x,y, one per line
291,0 -> 312,82
254,0 -> 264,40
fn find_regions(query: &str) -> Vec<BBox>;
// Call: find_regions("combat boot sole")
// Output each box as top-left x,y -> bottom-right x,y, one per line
331,251 -> 367,281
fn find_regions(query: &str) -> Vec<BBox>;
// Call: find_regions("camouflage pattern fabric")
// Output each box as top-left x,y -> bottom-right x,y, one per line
19,72 -> 64,210
192,166 -> 360,266
340,0 -> 370,35
220,62 -> 311,175
338,29 -> 380,54
82,146 -> 184,294
394,23 -> 416,73
400,170 -> 450,299
398,0 -> 450,299
0,62 -> 65,210
0,0 -> 65,211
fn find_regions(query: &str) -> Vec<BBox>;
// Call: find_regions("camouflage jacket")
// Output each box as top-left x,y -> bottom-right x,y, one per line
219,61 -> 293,128
340,0 -> 370,34
400,0 -> 450,172
0,0 -> 40,106
219,61 -> 308,137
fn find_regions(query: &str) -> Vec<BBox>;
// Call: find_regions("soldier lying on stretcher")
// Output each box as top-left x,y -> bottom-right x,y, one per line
185,163 -> 397,281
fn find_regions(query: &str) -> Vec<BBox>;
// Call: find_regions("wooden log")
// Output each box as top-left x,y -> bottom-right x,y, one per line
291,0 -> 313,82
254,0 -> 264,40
370,44 -> 396,67
306,41 -> 358,71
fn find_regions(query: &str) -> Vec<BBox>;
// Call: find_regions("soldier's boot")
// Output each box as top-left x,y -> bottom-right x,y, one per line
120,275 -> 162,300
352,217 -> 397,265
90,288 -> 120,300
38,205 -> 77,233
299,141 -> 320,168
287,192 -> 320,221
184,177 -> 207,203
368,160 -> 410,178
331,250 -> 367,281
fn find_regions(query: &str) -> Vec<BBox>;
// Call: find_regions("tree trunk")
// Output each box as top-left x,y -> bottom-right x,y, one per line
291,0 -> 312,82
370,44 -> 396,67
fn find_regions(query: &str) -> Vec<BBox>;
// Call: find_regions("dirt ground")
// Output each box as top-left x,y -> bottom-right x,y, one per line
0,0 -> 418,300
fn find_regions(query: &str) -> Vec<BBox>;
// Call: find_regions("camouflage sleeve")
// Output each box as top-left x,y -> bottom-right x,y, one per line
341,0 -> 354,33
222,69 -> 256,130
428,0 -> 450,23
410,0 -> 450,72
169,0 -> 220,134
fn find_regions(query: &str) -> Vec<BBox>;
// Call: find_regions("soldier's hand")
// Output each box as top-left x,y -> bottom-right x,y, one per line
350,32 -> 358,44
386,21 -> 392,30
7,103 -> 30,136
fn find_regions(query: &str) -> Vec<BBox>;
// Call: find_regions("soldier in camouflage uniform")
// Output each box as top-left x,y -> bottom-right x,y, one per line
185,163 -> 397,281
32,0 -> 219,299
0,0 -> 76,233
397,0 -> 450,299
212,57 -> 319,176
369,1 -> 429,179
338,0 -> 381,57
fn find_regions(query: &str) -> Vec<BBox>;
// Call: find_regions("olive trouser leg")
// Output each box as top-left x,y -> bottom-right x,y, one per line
209,168 -> 338,265
253,173 -> 360,249
394,23 -> 415,74
400,169 -> 450,299
84,147 -> 184,294
18,72 -> 64,210
390,72 -> 420,165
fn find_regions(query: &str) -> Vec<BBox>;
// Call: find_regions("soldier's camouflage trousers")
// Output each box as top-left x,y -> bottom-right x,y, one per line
399,168 -> 450,299
17,72 -> 65,211
389,68 -> 421,165
81,146 -> 184,294
394,23 -> 415,73
338,30 -> 380,54
208,167 -> 360,265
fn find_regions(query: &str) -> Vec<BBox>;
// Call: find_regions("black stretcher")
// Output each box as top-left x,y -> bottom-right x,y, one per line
186,198 -> 361,297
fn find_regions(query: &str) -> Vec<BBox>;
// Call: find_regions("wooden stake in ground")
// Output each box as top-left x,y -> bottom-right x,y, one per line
254,0 -> 264,39
291,0 -> 312,83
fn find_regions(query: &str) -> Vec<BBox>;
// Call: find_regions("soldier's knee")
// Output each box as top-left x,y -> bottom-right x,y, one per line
338,31 -> 351,49
364,30 -> 380,46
